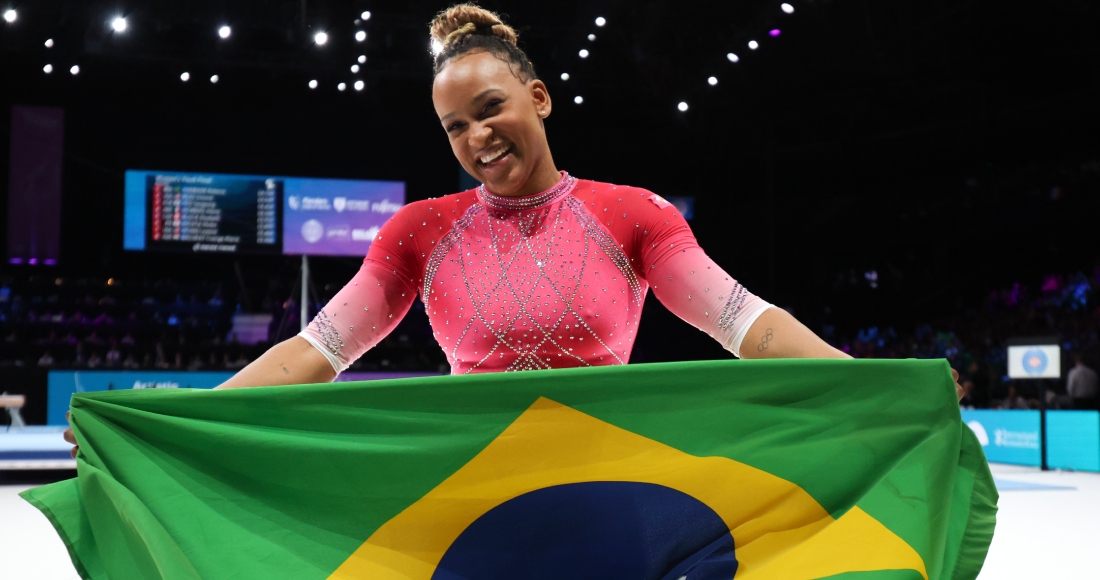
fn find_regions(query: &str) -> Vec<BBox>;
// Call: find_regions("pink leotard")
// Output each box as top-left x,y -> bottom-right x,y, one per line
300,172 -> 772,374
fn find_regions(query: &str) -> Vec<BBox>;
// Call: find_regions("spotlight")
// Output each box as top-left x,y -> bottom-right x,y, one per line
337,82 -> 347,91
588,34 -> 596,41
595,17 -> 606,27
560,72 -> 570,81
218,25 -> 231,39
210,75 -> 219,84
43,64 -> 53,74
180,72 -> 190,82
3,9 -> 15,23
677,102 -> 689,112
769,29 -> 781,37
70,65 -> 80,75
578,49 -> 589,58
357,55 -> 366,63
430,37 -> 444,56
314,31 -> 328,45
781,3 -> 795,14
351,64 -> 360,73
574,96 -> 583,105
354,80 -> 364,91
748,40 -> 758,50
111,17 -> 127,33
308,79 -> 318,89
355,30 -> 366,42
708,76 -> 718,86
361,11 -> 371,21
726,52 -> 740,63
45,38 -> 54,48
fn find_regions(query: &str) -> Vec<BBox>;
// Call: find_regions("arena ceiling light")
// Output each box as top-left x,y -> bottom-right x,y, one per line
354,80 -> 364,91
3,9 -> 16,23
361,11 -> 371,21
70,64 -> 80,75
578,49 -> 589,58
708,76 -> 718,86
769,29 -> 782,37
678,102 -> 689,112
308,79 -> 318,89
314,31 -> 328,45
180,72 -> 190,82
43,64 -> 53,74
560,72 -> 570,81
337,82 -> 346,91
748,40 -> 759,50
111,17 -> 128,33
45,38 -> 54,48
357,55 -> 366,63
351,64 -> 359,73
574,95 -> 583,104
210,75 -> 219,84
588,34 -> 596,41
430,37 -> 444,56
781,3 -> 795,14
726,52 -> 740,63
218,25 -> 231,39
355,30 -> 366,42
595,17 -> 606,27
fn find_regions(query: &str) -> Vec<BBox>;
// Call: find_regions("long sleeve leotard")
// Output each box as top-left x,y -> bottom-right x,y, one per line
300,172 -> 772,374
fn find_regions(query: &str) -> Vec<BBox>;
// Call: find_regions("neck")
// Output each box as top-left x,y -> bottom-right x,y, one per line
510,156 -> 561,197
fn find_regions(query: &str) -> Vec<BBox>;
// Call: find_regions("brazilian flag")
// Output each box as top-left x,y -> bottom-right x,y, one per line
22,359 -> 996,579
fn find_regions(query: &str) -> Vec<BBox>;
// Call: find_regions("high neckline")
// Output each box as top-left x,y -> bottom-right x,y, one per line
476,172 -> 577,211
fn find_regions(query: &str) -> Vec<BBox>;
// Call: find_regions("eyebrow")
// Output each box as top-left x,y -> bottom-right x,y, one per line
440,88 -> 504,123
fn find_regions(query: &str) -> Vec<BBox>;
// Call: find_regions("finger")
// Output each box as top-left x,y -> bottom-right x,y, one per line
63,428 -> 76,445
66,410 -> 71,424
70,446 -> 78,459
951,368 -> 960,381
957,384 -> 965,401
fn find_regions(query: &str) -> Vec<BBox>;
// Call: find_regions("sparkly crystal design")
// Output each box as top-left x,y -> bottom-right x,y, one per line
423,176 -> 641,374
309,309 -> 344,355
716,282 -> 748,331
476,172 -> 577,211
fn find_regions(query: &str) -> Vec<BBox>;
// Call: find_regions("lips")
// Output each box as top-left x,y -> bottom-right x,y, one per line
477,143 -> 515,170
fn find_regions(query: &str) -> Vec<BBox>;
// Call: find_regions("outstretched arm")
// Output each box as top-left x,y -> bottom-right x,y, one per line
737,307 -> 848,360
214,336 -> 336,389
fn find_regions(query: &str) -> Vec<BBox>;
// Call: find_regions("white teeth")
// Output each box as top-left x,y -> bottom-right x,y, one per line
480,145 -> 510,164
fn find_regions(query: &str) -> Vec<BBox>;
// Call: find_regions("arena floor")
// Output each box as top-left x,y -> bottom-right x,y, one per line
0,463 -> 1097,579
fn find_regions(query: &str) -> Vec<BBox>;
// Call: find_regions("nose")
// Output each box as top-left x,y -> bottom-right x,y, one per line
468,122 -> 492,151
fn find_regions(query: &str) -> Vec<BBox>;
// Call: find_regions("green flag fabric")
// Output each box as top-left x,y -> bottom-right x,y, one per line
22,359 -> 996,579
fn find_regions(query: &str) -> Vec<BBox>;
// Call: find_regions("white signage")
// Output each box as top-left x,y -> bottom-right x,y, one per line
1007,344 -> 1061,379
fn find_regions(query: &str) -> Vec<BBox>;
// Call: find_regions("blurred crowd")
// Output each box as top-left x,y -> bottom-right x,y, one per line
2,263 -> 1098,407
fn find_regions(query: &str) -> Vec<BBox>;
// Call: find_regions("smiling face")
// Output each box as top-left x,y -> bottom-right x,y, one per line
433,51 -> 558,197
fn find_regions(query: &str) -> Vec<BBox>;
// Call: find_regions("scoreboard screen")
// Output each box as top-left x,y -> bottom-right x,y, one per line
124,170 -> 405,256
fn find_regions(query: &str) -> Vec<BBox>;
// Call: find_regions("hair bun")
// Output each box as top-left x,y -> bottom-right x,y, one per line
430,3 -> 518,49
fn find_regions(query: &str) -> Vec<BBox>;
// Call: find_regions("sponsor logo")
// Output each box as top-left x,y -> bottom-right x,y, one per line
288,196 -> 300,210
326,225 -> 351,240
334,197 -> 347,212
966,421 -> 989,446
1022,348 -> 1048,376
133,381 -> 180,389
352,226 -> 381,241
300,197 -> 332,211
301,219 -> 324,243
994,428 -> 1040,449
372,199 -> 403,214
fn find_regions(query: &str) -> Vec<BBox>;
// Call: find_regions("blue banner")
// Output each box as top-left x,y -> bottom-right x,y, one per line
1047,411 -> 1100,472
47,371 -> 234,425
961,410 -> 1042,467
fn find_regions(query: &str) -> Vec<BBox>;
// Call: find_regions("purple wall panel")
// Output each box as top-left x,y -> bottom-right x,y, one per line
7,106 -> 64,265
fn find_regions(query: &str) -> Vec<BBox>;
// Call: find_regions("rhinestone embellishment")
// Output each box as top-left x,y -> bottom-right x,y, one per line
476,172 -> 577,211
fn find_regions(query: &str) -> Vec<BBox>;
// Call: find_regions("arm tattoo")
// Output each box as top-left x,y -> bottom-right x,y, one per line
756,328 -> 774,352
280,362 -> 290,375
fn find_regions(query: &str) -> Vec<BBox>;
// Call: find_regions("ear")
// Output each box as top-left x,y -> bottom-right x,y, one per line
530,79 -> 552,119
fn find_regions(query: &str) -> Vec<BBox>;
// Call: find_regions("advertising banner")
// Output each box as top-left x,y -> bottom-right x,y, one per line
1046,410 -> 1100,472
961,409 -> 1041,467
47,370 -> 440,425
282,178 -> 404,256
1007,344 -> 1061,379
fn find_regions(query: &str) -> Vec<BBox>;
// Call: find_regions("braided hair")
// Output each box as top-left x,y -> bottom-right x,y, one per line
429,4 -> 538,82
